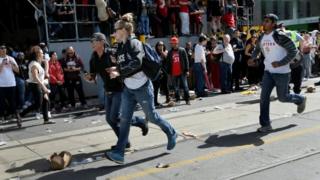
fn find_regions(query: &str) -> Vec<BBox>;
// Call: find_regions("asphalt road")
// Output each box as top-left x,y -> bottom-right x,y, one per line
23,110 -> 320,180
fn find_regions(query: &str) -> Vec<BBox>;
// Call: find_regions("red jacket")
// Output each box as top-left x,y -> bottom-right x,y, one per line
49,60 -> 64,84
222,12 -> 236,28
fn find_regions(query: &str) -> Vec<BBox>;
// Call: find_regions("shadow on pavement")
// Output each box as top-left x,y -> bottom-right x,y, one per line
198,124 -> 297,149
27,152 -> 169,180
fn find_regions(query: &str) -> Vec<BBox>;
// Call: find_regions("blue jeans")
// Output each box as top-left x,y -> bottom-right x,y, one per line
140,15 -> 150,35
219,62 -> 233,92
260,71 -> 304,127
114,80 -> 176,156
15,77 -> 25,109
97,75 -> 105,107
193,63 -> 206,97
104,91 -> 145,138
171,74 -> 190,101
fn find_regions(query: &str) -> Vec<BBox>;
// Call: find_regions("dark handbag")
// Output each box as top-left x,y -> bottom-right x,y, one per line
106,7 -> 116,19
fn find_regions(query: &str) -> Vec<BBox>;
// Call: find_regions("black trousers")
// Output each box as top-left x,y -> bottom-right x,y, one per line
232,60 -> 242,89
65,79 -> 87,107
0,86 -> 18,116
290,65 -> 303,94
49,83 -> 67,109
21,83 -> 49,121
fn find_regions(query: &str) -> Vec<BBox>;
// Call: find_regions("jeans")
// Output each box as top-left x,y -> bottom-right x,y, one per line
15,77 -> 25,109
21,83 -> 49,121
193,63 -> 206,97
179,12 -> 190,35
65,79 -> 87,107
140,15 -> 150,35
114,80 -> 176,156
170,74 -> 190,101
104,91 -> 145,138
219,62 -> 233,92
0,86 -> 17,116
260,71 -> 304,127
97,75 -> 105,107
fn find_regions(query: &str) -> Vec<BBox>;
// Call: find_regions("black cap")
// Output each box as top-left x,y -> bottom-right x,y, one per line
91,32 -> 106,42
264,13 -> 279,23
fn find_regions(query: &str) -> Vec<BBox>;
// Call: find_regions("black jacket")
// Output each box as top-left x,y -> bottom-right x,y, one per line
166,47 -> 189,75
116,37 -> 145,78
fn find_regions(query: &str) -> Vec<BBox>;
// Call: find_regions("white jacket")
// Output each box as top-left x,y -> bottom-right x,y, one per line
95,0 -> 109,21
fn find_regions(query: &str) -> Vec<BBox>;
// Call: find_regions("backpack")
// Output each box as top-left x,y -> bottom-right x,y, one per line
141,43 -> 162,81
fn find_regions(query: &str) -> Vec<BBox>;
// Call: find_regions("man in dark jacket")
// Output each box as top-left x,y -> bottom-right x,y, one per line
248,14 -> 307,133
166,36 -> 190,105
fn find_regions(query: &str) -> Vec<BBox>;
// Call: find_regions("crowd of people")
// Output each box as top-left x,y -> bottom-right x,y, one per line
34,0 -> 252,41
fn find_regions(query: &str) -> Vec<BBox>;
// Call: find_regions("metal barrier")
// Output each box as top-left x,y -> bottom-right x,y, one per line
42,0 -> 100,43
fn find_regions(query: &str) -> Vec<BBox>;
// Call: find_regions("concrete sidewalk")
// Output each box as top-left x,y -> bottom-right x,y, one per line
1,83 -> 319,179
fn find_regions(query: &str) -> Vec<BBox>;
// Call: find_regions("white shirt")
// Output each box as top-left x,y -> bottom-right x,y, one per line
27,61 -> 46,84
0,56 -> 17,87
261,32 -> 290,73
194,44 -> 206,63
124,71 -> 149,90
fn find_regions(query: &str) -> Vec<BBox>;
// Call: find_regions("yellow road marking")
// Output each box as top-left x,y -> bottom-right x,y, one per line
111,125 -> 320,180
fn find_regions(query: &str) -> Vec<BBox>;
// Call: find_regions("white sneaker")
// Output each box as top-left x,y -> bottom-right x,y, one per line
35,113 -> 41,120
48,111 -> 52,118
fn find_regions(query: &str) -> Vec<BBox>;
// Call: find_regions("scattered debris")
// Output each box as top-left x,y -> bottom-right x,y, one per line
213,106 -> 223,110
63,119 -> 73,123
78,148 -> 85,152
91,119 -> 102,125
9,177 -> 20,180
50,151 -> 72,170
46,128 -> 52,133
240,90 -> 257,95
200,109 -> 206,112
168,108 -> 179,112
182,131 -> 198,138
9,162 -> 16,168
306,85 -> 316,93
156,163 -> 170,168
81,158 -> 94,164
0,141 -> 7,146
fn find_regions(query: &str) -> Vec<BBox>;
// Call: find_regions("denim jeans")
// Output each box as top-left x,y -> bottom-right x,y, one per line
97,75 -> 105,107
193,63 -> 206,97
104,91 -> 145,138
114,80 -> 176,156
219,62 -> 233,92
260,71 -> 304,127
170,74 -> 190,101
140,15 -> 150,35
15,77 -> 25,109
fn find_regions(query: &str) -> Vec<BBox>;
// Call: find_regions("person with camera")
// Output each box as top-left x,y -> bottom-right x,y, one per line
248,14 -> 307,133
84,32 -> 148,150
60,46 -> 87,109
0,45 -> 22,127
104,14 -> 177,164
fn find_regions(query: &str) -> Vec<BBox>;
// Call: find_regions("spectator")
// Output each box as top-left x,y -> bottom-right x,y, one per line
168,0 -> 180,35
0,45 -> 22,127
153,41 -> 169,107
57,0 -> 75,39
21,46 -> 55,124
214,34 -> 235,94
105,13 -> 177,164
156,0 -> 169,37
185,41 -> 195,90
222,7 -> 236,37
189,0 -> 204,35
14,52 -> 28,111
207,0 -> 223,34
231,29 -> 245,91
206,36 -> 221,90
179,0 -> 190,35
166,36 -> 191,105
138,0 -> 152,37
193,34 -> 208,97
49,51 -> 67,111
244,34 -> 260,89
301,33 -> 315,79
95,0 -> 110,36
60,46 -> 87,108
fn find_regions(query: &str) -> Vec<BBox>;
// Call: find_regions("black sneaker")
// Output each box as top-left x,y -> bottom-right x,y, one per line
111,143 -> 131,150
297,96 -> 307,114
257,125 -> 273,133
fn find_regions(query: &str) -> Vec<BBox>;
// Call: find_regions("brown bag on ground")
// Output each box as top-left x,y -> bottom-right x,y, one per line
49,151 -> 72,170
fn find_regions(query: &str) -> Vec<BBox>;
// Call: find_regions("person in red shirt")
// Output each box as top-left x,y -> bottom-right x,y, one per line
179,0 -> 191,35
165,36 -> 191,105
49,51 -> 67,111
222,8 -> 236,36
